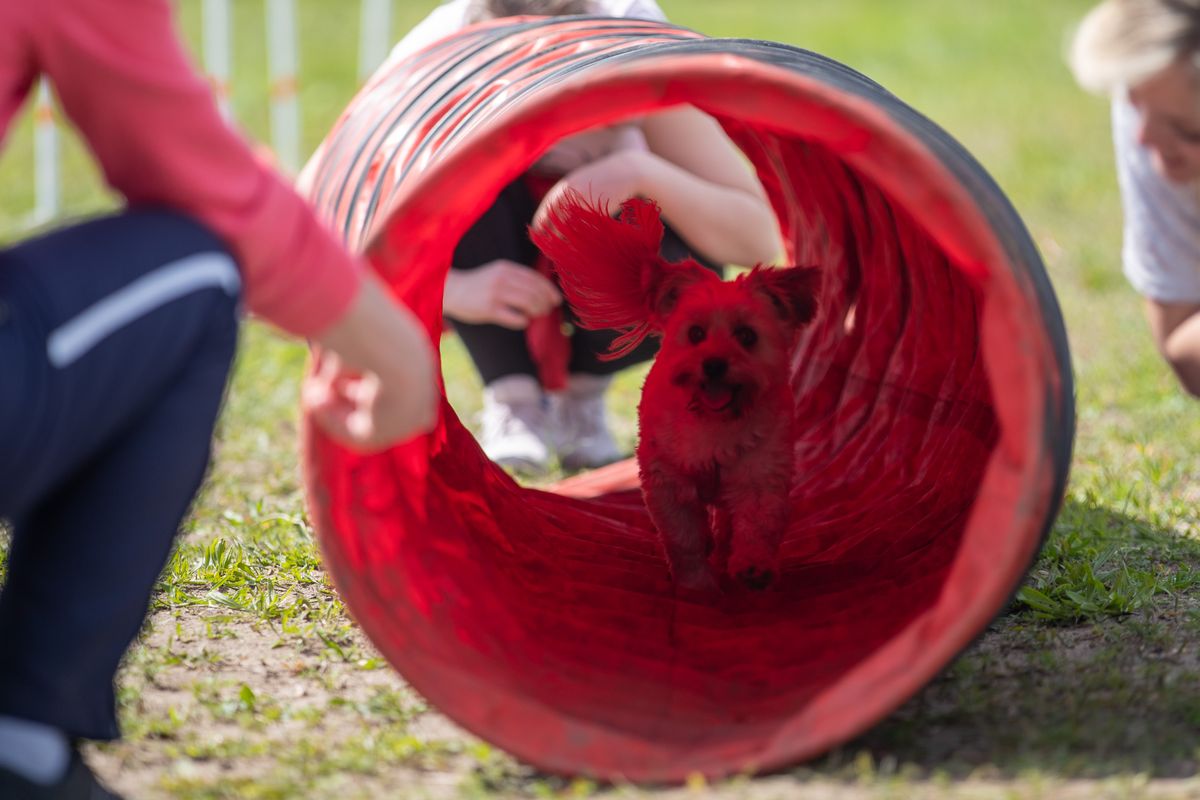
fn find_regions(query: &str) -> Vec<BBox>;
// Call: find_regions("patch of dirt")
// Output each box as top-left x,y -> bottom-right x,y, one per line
90,608 -> 483,800
85,603 -> 1200,799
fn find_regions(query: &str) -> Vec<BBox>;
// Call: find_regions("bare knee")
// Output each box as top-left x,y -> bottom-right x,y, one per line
1145,299 -> 1200,397
1163,337 -> 1200,397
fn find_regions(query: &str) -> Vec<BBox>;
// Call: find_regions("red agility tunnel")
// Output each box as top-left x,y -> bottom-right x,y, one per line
300,17 -> 1074,782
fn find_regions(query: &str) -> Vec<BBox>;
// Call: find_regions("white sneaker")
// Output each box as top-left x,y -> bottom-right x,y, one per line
553,373 -> 623,471
480,375 -> 553,475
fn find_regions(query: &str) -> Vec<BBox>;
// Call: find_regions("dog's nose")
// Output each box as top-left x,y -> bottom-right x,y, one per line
702,358 -> 728,379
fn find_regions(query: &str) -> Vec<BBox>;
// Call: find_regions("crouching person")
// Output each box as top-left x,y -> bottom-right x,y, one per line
1072,0 -> 1200,396
0,2 -> 437,798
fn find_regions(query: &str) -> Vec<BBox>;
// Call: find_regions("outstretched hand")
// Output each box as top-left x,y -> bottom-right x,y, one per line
303,275 -> 438,452
443,258 -> 561,329
303,348 -> 429,451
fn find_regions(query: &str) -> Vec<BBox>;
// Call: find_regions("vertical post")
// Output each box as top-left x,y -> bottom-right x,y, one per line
32,78 -> 60,226
358,0 -> 393,83
266,0 -> 301,173
203,0 -> 233,120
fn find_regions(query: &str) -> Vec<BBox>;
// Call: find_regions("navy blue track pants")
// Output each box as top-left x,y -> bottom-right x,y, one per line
0,209 -> 240,740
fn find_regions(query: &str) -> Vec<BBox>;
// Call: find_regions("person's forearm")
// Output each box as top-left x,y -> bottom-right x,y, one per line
635,152 -> 783,267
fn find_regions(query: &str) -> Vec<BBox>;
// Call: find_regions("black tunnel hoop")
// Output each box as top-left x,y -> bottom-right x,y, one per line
301,17 -> 1075,783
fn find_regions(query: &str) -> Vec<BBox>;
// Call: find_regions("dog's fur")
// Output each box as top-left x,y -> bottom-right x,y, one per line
531,191 -> 820,595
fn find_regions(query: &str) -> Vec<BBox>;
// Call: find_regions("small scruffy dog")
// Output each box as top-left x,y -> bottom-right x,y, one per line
531,192 -> 820,597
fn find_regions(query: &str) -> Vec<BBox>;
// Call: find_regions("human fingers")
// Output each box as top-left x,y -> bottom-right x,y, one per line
313,275 -> 438,442
304,366 -> 362,447
490,304 -> 533,330
308,396 -> 359,447
301,349 -> 344,414
495,273 -> 560,317
508,265 -> 562,307
311,368 -> 430,453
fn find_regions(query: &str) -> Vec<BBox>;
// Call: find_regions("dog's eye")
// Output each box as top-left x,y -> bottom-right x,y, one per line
688,325 -> 706,344
734,326 -> 758,348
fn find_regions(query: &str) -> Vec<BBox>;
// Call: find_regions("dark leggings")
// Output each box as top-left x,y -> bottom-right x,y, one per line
448,178 -> 722,386
0,210 -> 240,740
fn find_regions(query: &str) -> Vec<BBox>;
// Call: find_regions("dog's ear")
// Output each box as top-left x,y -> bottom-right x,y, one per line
530,190 -> 665,326
530,190 -> 676,359
746,265 -> 821,327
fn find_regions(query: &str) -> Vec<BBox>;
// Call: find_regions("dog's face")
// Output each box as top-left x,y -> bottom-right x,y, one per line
652,266 -> 819,420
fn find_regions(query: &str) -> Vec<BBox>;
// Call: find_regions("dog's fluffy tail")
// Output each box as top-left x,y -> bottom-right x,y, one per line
530,190 -> 667,359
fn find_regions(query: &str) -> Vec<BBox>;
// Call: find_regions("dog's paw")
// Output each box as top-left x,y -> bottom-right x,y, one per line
728,538 -> 781,592
734,564 -> 775,592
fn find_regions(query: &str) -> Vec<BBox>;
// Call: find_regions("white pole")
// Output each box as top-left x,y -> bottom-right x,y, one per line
266,0 -> 301,173
32,78 -> 60,226
358,0 -> 392,82
203,0 -> 233,120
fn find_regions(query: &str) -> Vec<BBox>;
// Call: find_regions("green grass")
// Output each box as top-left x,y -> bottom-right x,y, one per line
2,0 -> 1200,797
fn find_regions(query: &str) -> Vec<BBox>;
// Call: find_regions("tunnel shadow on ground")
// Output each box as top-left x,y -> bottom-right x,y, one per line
823,498 -> 1200,780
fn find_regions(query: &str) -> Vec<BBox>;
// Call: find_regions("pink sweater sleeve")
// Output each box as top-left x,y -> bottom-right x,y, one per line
30,0 -> 363,337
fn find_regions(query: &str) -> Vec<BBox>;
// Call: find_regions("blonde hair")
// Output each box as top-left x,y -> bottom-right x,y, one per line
466,0 -> 590,23
1070,0 -> 1200,93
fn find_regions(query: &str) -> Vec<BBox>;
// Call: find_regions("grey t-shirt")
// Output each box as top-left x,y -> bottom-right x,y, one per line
1113,93 -> 1200,302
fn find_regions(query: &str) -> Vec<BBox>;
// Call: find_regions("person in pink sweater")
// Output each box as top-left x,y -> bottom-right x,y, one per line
0,3 -> 438,798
